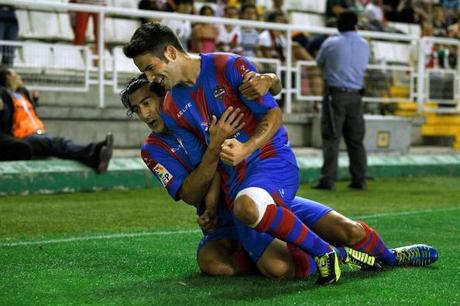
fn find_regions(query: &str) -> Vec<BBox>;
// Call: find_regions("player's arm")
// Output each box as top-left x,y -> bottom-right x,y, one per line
239,71 -> 282,100
220,107 -> 282,166
221,56 -> 283,166
197,173 -> 220,231
177,107 -> 245,205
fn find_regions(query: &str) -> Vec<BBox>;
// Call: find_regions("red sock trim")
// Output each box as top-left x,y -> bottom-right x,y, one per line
255,204 -> 277,231
352,220 -> 372,249
287,244 -> 312,278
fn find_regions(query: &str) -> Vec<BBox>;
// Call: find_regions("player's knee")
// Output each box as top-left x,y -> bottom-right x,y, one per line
197,255 -> 237,276
260,260 -> 294,279
233,195 -> 259,225
341,220 -> 366,245
198,260 -> 237,276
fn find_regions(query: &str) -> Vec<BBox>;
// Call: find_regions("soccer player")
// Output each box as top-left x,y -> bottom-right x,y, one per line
121,75 -> 383,280
123,23 -> 438,284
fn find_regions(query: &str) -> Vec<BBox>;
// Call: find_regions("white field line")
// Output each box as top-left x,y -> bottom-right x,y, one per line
1,207 -> 459,248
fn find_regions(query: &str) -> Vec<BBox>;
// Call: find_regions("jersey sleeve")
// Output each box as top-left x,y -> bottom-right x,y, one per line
225,55 -> 278,116
141,143 -> 189,201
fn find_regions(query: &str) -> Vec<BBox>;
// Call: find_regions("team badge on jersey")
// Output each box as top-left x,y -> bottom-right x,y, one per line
213,86 -> 226,100
153,163 -> 173,187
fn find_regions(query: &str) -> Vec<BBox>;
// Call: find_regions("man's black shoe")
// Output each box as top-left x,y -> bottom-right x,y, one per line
313,181 -> 336,190
347,181 -> 368,190
96,133 -> 114,174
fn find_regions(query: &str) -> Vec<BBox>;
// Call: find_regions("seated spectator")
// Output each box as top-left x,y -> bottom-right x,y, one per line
216,5 -> 242,53
259,11 -> 314,62
0,5 -> 18,66
0,67 -> 113,173
190,5 -> 218,53
365,0 -> 385,22
447,11 -> 460,38
161,0 -> 194,51
239,4 -> 262,58
432,4 -> 449,37
71,0 -> 107,54
138,0 -> 164,24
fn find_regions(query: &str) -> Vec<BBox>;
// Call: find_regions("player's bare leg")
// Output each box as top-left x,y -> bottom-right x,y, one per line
197,238 -> 256,276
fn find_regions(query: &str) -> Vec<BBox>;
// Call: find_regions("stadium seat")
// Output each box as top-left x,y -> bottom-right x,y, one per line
285,0 -> 326,13
290,12 -> 325,27
112,46 -> 138,72
111,0 -> 137,9
58,12 -> 75,41
16,10 -> 33,39
29,12 -> 61,40
111,18 -> 141,44
19,42 -> 53,68
52,44 -> 86,70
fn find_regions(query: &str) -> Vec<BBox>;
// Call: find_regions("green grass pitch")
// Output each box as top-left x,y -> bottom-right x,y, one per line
1,176 -> 459,305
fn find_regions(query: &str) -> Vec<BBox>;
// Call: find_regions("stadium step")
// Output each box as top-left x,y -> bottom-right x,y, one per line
1,152 -> 460,196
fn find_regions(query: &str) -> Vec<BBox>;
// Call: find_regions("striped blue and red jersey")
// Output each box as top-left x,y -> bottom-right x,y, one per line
160,52 -> 298,202
141,130 -> 199,201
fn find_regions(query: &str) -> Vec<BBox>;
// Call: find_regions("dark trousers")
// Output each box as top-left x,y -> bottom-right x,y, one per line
0,13 -> 19,66
0,133 -> 100,168
320,90 -> 367,183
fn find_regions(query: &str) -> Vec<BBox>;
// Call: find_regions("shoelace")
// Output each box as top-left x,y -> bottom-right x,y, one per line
397,248 -> 420,264
317,255 -> 331,276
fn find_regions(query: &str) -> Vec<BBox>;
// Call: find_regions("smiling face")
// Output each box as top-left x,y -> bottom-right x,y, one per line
133,47 -> 184,90
128,83 -> 165,133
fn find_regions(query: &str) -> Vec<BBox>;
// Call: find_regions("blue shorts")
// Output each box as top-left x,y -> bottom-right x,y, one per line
288,196 -> 333,228
237,157 -> 299,204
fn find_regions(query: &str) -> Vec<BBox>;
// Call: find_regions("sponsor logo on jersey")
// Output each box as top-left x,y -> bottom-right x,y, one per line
213,86 -> 226,100
177,102 -> 192,118
153,163 -> 173,187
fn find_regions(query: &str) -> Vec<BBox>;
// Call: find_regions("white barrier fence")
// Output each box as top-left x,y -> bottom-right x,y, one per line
1,0 -> 459,114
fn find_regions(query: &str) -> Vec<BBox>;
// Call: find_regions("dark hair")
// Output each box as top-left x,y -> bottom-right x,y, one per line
175,0 -> 194,5
240,4 -> 256,15
199,5 -> 214,16
337,10 -> 358,32
0,66 -> 11,87
120,74 -> 166,116
123,23 -> 186,60
266,10 -> 285,22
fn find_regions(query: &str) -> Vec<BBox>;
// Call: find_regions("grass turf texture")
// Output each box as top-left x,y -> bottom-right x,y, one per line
0,177 -> 459,305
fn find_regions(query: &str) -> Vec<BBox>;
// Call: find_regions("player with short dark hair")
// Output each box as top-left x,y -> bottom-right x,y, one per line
123,24 -> 438,284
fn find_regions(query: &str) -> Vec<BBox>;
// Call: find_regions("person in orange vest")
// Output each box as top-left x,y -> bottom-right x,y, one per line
0,67 -> 113,173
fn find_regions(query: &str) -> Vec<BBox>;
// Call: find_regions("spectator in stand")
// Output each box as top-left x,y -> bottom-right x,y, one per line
138,0 -> 164,24
190,5 -> 219,53
447,11 -> 460,38
365,0 -> 385,22
239,4 -> 261,58
432,4 -> 449,37
161,0 -> 194,51
259,11 -> 314,62
216,5 -> 242,53
0,67 -> 113,172
71,0 -> 106,54
0,5 -> 18,66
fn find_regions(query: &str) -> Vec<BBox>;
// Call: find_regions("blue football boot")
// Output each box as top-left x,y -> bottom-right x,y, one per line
392,244 -> 439,266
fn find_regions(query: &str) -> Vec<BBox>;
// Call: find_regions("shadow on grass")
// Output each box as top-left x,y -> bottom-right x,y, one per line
94,268 -> 393,305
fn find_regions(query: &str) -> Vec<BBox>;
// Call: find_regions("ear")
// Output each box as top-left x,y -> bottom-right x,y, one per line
164,45 -> 177,62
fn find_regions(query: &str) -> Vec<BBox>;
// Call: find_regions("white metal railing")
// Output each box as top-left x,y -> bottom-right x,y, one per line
0,40 -> 90,92
2,0 -> 458,114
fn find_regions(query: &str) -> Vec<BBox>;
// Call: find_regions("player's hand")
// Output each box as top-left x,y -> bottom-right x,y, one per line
209,106 -> 245,147
239,71 -> 273,100
197,209 -> 218,232
0,98 -> 3,111
220,138 -> 251,166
